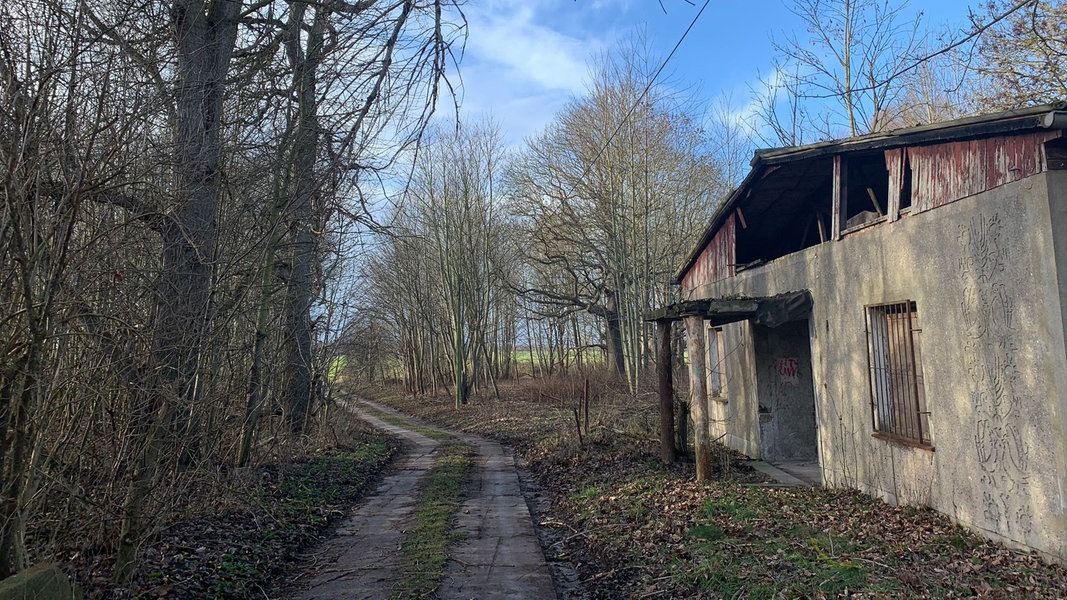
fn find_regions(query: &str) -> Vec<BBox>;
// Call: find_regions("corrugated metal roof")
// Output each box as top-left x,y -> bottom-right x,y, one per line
674,102 -> 1067,284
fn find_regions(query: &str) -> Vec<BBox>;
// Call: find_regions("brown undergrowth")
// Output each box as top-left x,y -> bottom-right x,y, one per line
363,375 -> 1067,599
58,410 -> 398,599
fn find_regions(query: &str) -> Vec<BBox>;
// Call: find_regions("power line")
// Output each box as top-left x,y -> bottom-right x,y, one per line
579,0 -> 711,183
792,0 -> 1037,101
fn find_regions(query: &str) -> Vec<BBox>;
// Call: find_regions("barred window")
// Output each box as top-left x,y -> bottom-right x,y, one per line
705,325 -> 727,400
865,301 -> 930,446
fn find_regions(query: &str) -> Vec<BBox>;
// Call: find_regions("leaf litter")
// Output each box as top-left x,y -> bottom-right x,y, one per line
367,378 -> 1067,599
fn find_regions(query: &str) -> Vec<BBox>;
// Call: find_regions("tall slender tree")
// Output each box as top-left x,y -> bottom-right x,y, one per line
761,0 -> 924,142
509,41 -> 725,393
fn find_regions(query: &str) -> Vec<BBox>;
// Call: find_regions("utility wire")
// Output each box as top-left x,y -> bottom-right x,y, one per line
579,0 -> 710,183
793,0 -> 1037,100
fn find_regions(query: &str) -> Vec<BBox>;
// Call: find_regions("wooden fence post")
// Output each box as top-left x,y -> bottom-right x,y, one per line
685,315 -> 711,481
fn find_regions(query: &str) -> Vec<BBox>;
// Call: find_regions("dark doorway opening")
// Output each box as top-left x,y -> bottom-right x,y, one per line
753,319 -> 819,482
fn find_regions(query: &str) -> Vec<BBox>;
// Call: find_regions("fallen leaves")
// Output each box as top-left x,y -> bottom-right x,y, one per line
370,379 -> 1067,599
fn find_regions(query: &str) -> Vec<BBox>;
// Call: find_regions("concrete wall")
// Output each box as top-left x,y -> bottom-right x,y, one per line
708,321 -> 759,457
686,172 -> 1067,562
0,563 -> 79,600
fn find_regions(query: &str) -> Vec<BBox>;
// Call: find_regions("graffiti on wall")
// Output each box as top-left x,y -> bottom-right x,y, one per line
776,357 -> 800,386
957,212 -> 1034,535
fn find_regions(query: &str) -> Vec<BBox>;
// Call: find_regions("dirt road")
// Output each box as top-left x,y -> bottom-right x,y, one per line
284,399 -> 558,599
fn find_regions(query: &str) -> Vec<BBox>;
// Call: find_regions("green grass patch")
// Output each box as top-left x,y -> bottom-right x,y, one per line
353,401 -> 453,442
687,523 -> 725,541
395,441 -> 475,598
270,443 -> 391,525
511,348 -> 605,375
327,355 -> 348,382
570,485 -> 601,502
673,487 -> 882,597
180,438 -> 396,599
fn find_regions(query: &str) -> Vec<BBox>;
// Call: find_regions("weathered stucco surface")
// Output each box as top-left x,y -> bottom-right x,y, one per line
687,172 -> 1067,562
707,322 -> 760,458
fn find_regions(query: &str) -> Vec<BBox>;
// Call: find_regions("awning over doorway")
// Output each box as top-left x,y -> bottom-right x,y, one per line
644,290 -> 812,328
646,289 -> 814,479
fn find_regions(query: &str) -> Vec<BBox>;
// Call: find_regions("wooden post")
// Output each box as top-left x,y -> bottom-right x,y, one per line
684,315 -> 712,481
583,377 -> 590,435
572,407 -> 584,447
656,321 -> 676,464
677,400 -> 689,454
832,154 -> 847,240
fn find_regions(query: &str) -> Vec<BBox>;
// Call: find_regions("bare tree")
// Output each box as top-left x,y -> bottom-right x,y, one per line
0,0 -> 156,574
387,120 -> 511,407
973,0 -> 1067,109
762,0 -> 925,141
508,40 -> 725,393
705,93 -> 756,186
0,0 -> 465,582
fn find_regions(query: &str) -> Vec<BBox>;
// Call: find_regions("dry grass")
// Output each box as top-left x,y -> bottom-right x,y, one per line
363,374 -> 1067,599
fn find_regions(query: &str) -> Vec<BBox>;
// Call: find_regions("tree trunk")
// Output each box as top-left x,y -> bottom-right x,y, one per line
684,315 -> 711,481
677,399 -> 690,456
115,0 -> 239,581
281,1 -> 325,435
0,348 -> 38,576
603,290 -> 626,376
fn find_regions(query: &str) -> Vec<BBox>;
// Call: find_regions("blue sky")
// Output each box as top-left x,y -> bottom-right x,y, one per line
454,0 -> 978,148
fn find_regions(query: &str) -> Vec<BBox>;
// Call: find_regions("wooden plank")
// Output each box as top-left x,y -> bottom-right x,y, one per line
735,207 -> 748,229
885,148 -> 903,221
680,215 -> 736,292
831,155 -> 847,240
866,187 -> 883,217
644,298 -> 759,323
910,131 -> 1060,213
656,321 -> 676,465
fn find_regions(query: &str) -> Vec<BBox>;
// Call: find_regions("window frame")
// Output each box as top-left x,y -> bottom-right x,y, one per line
864,300 -> 932,449
705,324 -> 728,402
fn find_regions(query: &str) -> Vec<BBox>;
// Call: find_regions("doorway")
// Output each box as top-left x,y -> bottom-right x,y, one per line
753,319 -> 819,480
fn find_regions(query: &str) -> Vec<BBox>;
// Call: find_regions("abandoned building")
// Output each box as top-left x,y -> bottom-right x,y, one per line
651,102 -> 1067,562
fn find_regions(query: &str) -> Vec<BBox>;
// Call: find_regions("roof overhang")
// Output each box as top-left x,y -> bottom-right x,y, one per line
673,102 -> 1067,284
646,290 -> 812,328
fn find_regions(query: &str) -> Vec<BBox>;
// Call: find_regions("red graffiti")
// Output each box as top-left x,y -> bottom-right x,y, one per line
776,358 -> 800,385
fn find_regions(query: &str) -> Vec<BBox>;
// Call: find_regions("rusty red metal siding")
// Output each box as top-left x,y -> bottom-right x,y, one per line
682,214 -> 736,294
909,131 -> 1061,213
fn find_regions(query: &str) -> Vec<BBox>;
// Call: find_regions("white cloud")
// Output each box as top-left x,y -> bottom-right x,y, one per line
455,0 -> 616,146
466,4 -> 595,93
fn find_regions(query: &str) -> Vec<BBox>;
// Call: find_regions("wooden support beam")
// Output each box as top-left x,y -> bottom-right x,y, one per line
831,155 -> 847,239
644,298 -> 758,323
684,315 -> 712,481
866,187 -> 883,217
735,207 -> 748,229
656,321 -> 676,465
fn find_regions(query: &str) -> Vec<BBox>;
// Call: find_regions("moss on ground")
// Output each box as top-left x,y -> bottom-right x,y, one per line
395,440 -> 475,598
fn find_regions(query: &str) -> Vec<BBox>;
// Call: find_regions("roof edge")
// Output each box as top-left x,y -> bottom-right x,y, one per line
673,102 -> 1067,285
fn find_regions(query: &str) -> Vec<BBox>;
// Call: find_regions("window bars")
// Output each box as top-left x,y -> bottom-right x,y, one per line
865,301 -> 930,446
